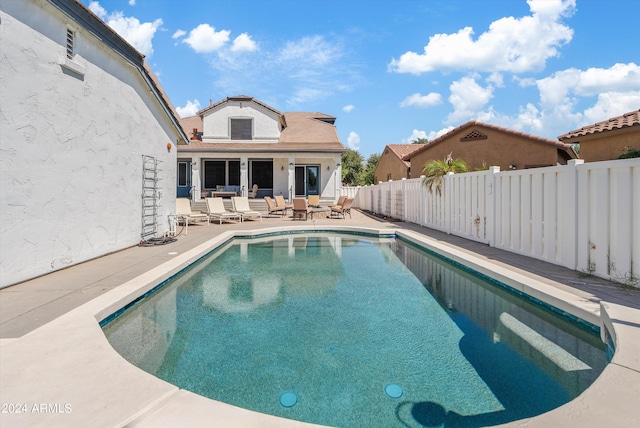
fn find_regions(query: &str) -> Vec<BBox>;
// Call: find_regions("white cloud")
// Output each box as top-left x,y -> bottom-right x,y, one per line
231,33 -> 258,52
278,35 -> 341,67
209,34 -> 359,106
582,92 -> 640,124
176,100 -> 201,118
446,63 -> 640,140
446,77 -> 494,124
172,29 -> 186,39
128,0 -> 136,6
347,131 -> 360,150
531,63 -> 640,131
88,1 -> 107,18
486,72 -> 504,87
428,126 -> 455,141
182,24 -> 230,53
88,2 -> 161,57
399,92 -> 443,108
404,129 -> 428,143
343,105 -> 355,113
389,0 -> 575,74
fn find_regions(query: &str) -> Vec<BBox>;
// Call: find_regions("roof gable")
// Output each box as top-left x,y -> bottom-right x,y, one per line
198,95 -> 282,117
406,120 -> 573,160
384,144 -> 424,167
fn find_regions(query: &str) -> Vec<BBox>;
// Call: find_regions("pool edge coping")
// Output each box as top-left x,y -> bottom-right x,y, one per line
1,225 -> 639,427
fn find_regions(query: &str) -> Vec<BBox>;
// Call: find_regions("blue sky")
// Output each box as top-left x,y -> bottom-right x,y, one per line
83,0 -> 639,156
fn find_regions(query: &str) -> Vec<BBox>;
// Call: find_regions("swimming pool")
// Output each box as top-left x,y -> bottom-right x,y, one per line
102,233 -> 607,427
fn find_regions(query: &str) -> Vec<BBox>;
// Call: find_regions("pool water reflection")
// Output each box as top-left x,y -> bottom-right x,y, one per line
102,234 -> 606,427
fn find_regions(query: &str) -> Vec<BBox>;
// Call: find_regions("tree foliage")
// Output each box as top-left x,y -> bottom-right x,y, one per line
618,146 -> 640,159
341,149 -> 364,185
411,138 -> 429,144
421,153 -> 468,195
361,153 -> 380,185
340,149 -> 380,186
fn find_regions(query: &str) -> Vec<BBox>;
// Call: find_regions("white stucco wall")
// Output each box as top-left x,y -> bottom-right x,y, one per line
202,101 -> 280,141
0,0 -> 180,287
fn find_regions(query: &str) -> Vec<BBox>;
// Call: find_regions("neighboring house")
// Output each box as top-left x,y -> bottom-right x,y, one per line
177,95 -> 345,201
374,144 -> 425,183
406,120 -> 577,178
0,0 -> 188,287
558,110 -> 640,162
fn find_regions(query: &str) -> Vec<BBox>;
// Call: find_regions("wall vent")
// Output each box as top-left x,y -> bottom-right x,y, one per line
460,130 -> 488,142
66,28 -> 75,59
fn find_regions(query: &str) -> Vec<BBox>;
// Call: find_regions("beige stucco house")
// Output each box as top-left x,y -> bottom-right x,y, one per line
558,110 -> 640,162
373,144 -> 425,183
177,96 -> 345,202
406,120 -> 577,178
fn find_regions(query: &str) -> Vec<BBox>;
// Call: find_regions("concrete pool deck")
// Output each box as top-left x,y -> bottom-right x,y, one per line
1,210 -> 639,427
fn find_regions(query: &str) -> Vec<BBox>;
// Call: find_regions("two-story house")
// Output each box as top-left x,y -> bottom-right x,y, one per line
177,96 -> 346,202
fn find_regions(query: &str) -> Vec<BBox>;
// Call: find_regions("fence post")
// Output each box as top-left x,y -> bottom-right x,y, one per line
565,159 -> 584,270
401,178 -> 407,221
487,166 -> 500,247
445,172 -> 454,235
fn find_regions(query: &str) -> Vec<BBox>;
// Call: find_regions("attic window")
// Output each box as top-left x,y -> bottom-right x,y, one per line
460,130 -> 488,142
230,118 -> 252,140
66,28 -> 75,59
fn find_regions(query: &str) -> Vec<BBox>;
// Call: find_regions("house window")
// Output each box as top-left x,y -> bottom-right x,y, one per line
251,160 -> 273,189
230,119 -> 252,140
203,160 -> 240,188
387,173 -> 392,181
177,162 -> 188,186
228,161 -> 240,185
204,161 -> 226,188
66,28 -> 75,59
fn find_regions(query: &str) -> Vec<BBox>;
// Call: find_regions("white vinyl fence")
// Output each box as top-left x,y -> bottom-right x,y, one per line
346,159 -> 640,286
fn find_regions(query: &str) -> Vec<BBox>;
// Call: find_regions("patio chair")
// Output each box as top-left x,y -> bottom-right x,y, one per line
248,184 -> 258,199
264,196 -> 286,217
232,196 -> 262,221
274,195 -> 293,214
308,195 -> 320,207
292,197 -> 312,220
329,195 -> 347,209
176,198 -> 209,225
205,197 -> 242,224
330,197 -> 353,219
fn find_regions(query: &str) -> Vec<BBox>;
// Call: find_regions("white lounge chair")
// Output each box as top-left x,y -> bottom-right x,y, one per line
176,198 -> 208,234
205,197 -> 242,224
231,196 -> 262,221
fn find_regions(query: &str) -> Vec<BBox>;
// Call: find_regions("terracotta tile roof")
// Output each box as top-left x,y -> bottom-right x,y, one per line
558,110 -> 640,141
279,112 -> 342,146
178,111 -> 345,153
385,144 -> 425,167
197,95 -> 282,116
405,120 -> 575,160
178,115 -> 203,139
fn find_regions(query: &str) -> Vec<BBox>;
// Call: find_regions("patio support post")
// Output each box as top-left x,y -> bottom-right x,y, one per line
288,156 -> 295,201
191,157 -> 201,201
240,156 -> 248,197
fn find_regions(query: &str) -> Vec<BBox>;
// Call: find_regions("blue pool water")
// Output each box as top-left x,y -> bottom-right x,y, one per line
102,234 -> 607,427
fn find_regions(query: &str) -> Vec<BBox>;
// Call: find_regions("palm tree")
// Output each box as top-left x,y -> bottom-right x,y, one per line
422,153 -> 468,195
